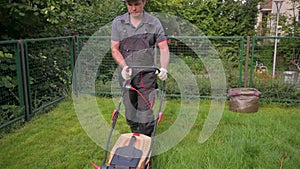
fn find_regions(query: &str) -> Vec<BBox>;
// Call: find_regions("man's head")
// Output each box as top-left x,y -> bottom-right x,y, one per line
123,0 -> 146,19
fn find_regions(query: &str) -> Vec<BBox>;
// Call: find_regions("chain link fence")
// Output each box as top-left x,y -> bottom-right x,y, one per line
1,36 -> 299,130
250,36 -> 300,101
0,40 -> 24,128
0,37 -> 75,131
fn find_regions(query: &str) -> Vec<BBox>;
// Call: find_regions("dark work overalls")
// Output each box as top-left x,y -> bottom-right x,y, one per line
119,18 -> 157,136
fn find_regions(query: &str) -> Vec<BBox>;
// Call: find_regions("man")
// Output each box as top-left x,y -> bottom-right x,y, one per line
111,0 -> 169,136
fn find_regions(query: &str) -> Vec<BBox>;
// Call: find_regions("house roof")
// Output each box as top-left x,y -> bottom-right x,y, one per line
259,0 -> 272,11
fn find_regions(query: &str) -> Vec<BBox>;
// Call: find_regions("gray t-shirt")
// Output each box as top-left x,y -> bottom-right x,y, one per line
111,12 -> 167,45
111,12 -> 167,66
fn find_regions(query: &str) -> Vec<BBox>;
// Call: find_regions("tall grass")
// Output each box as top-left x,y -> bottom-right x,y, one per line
0,97 -> 299,169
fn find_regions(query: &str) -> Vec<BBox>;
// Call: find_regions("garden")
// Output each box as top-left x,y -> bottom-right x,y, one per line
0,97 -> 299,168
1,0 -> 300,168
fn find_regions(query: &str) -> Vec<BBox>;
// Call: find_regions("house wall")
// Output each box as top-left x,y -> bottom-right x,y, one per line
257,0 -> 300,36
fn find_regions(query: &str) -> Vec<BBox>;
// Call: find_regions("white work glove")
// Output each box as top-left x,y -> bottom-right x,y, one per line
157,68 -> 168,81
121,66 -> 132,80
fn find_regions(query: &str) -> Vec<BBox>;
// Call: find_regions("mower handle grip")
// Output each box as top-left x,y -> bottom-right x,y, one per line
128,66 -> 160,74
122,66 -> 162,89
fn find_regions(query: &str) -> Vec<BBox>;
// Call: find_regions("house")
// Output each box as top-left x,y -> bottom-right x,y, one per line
256,0 -> 300,36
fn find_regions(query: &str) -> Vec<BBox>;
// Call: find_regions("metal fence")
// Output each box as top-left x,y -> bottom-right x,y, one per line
1,36 -> 299,130
250,36 -> 300,101
75,36 -> 245,96
0,37 -> 75,130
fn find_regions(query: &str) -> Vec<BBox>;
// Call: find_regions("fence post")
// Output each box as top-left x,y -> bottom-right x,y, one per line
239,36 -> 245,87
249,37 -> 256,88
70,36 -> 76,73
244,36 -> 251,87
18,40 -> 31,122
70,36 -> 78,96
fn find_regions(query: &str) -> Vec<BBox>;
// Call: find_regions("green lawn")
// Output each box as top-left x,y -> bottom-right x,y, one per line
0,97 -> 299,169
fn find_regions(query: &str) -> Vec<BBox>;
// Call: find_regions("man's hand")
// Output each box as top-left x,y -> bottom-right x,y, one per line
158,68 -> 168,81
121,66 -> 132,80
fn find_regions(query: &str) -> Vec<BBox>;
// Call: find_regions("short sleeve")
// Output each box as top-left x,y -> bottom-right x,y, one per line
111,18 -> 121,41
154,19 -> 167,43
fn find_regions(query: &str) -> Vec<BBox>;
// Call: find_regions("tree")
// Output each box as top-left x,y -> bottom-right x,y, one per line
0,0 -> 125,40
287,0 -> 300,36
146,0 -> 262,36
0,0 -> 263,39
0,1 -> 47,39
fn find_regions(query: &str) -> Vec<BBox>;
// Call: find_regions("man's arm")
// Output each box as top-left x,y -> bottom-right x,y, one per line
157,40 -> 170,69
111,40 -> 127,68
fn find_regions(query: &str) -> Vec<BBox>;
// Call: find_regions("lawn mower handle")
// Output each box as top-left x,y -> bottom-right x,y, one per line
128,66 -> 160,74
123,66 -> 161,89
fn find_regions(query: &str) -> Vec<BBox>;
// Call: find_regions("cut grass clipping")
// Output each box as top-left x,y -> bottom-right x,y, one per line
0,97 -> 299,169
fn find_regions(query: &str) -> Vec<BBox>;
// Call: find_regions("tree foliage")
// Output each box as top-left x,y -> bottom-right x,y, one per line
286,0 -> 300,36
0,0 -> 125,39
147,0 -> 262,36
1,0 -> 299,39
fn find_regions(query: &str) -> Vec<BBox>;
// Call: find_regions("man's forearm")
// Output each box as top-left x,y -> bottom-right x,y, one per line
111,40 -> 127,68
112,49 -> 127,68
160,49 -> 169,69
158,41 -> 170,69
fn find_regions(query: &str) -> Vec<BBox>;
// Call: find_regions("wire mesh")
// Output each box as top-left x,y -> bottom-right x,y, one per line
0,41 -> 23,127
24,37 -> 73,113
76,36 -> 117,95
1,36 -> 300,130
251,36 -> 300,101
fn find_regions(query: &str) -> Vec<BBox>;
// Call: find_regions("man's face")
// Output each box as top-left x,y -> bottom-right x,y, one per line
126,0 -> 145,18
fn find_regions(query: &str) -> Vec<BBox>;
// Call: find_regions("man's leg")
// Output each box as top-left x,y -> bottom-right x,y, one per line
136,87 -> 156,136
123,89 -> 139,133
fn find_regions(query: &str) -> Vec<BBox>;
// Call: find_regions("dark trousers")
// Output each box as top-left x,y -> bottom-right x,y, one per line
121,70 -> 157,136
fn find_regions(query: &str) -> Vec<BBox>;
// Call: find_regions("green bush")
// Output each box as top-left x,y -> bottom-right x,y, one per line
253,73 -> 300,101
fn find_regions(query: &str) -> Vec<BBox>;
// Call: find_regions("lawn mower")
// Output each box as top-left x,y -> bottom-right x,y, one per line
91,66 -> 165,169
